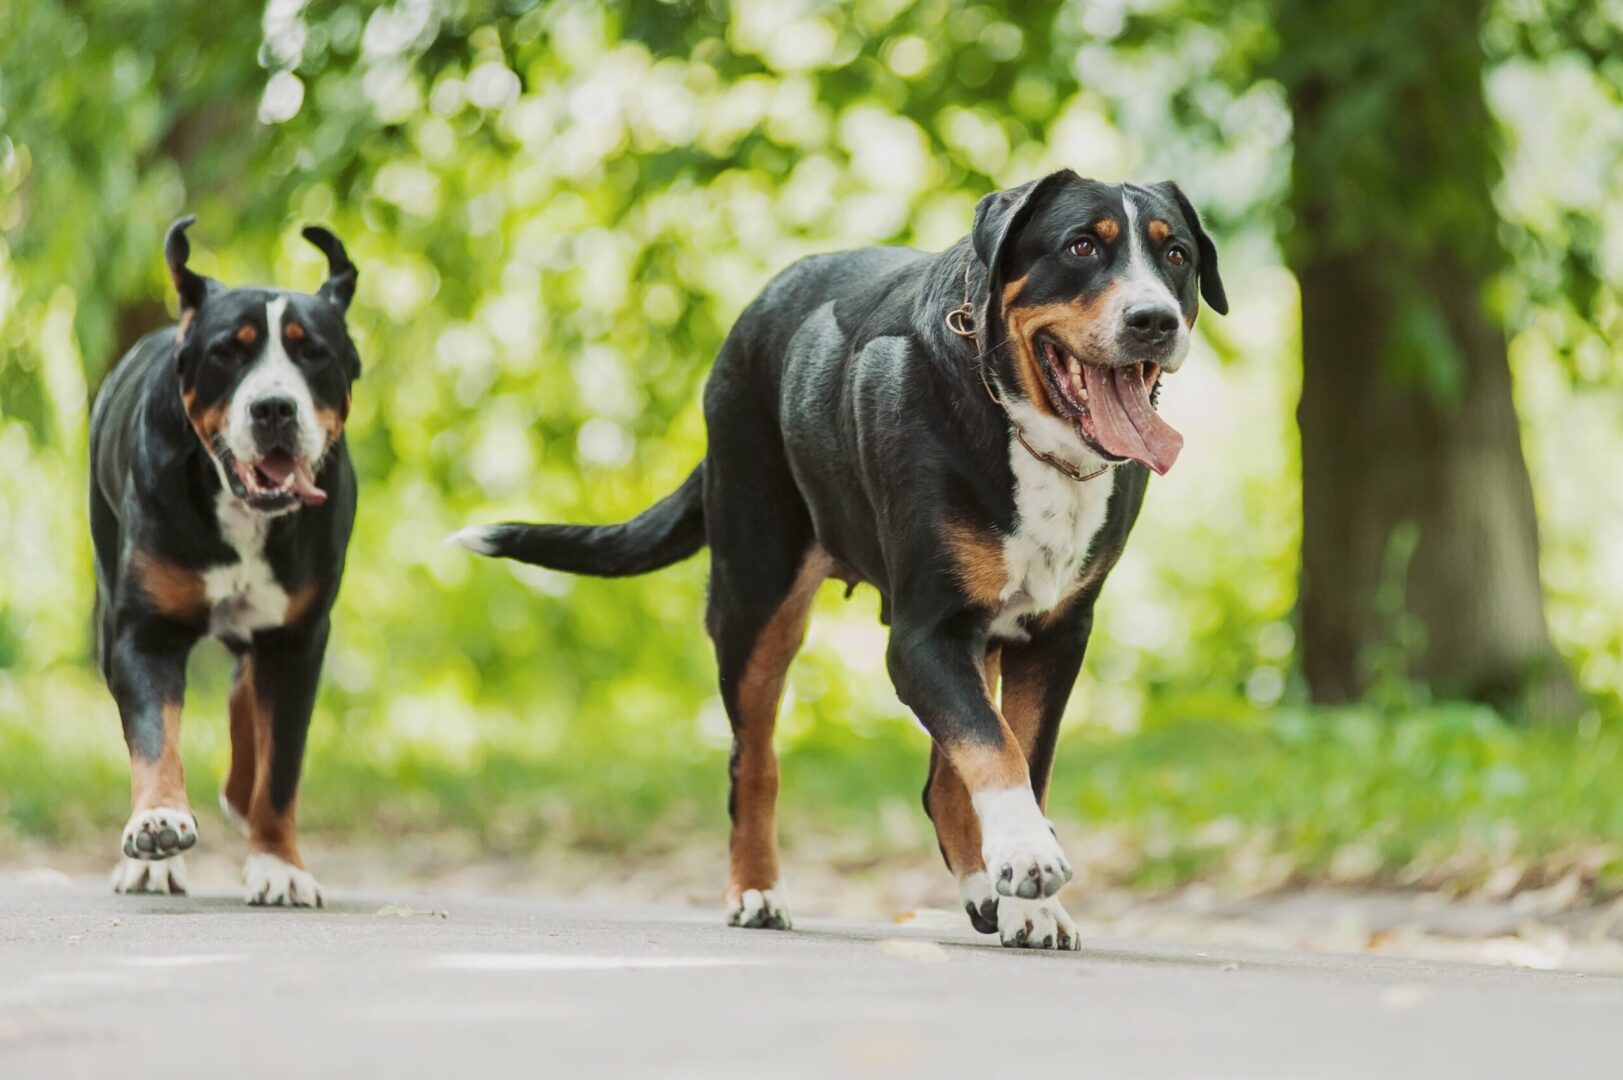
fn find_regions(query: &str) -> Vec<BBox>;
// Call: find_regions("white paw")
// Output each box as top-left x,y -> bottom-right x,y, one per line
959,871 -> 999,934
218,790 -> 250,838
112,854 -> 189,895
243,853 -> 325,908
996,895 -> 1081,951
973,789 -> 1072,899
121,807 -> 199,861
726,885 -> 793,930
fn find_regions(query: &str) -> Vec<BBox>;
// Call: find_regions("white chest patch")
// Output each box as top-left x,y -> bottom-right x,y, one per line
206,493 -> 292,640
989,405 -> 1115,641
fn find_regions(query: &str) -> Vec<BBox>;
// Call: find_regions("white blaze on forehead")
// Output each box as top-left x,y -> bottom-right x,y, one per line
1120,187 -> 1181,309
1117,185 -> 1191,370
223,295 -> 327,463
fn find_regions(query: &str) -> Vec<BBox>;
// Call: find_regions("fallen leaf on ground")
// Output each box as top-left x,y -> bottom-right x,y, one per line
876,938 -> 949,963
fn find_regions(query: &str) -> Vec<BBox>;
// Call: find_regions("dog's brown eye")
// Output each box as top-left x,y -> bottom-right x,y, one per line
1167,246 -> 1187,266
1070,237 -> 1096,258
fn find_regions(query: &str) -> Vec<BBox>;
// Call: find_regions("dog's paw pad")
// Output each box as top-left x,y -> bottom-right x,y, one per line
958,870 -> 1000,934
244,853 -> 324,908
997,895 -> 1081,951
121,807 -> 198,861
726,886 -> 793,930
112,854 -> 188,895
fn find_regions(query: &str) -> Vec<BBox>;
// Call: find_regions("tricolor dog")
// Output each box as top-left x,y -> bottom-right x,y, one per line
455,171 -> 1226,949
90,217 -> 361,906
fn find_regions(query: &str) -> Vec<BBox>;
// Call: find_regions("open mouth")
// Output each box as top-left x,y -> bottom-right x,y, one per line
1035,336 -> 1182,475
227,447 -> 328,509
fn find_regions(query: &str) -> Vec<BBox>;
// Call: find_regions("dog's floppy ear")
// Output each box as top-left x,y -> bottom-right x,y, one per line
972,169 -> 1077,278
164,216 -> 220,340
301,225 -> 358,314
1159,182 -> 1228,316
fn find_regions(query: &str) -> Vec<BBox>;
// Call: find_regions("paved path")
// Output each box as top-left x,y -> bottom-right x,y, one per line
3,875 -> 1619,1078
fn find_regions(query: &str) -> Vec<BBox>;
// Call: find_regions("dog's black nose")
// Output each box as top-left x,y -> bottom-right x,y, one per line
250,397 -> 298,432
1123,304 -> 1179,347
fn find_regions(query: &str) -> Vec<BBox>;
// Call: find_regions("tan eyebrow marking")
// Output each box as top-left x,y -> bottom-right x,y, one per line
1092,218 -> 1119,243
1147,219 -> 1171,244
285,321 -> 305,342
235,324 -> 258,345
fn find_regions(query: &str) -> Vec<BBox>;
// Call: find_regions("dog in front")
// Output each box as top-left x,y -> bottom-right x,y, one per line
454,171 -> 1227,948
90,217 -> 361,906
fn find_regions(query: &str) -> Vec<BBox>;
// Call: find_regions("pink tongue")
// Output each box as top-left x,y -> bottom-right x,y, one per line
291,460 -> 327,506
1079,364 -> 1183,475
258,450 -> 296,485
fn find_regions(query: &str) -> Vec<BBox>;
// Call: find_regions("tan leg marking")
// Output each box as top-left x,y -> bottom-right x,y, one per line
1000,654 -> 1053,813
925,645 -> 1004,878
242,665 -> 302,867
223,655 -> 257,831
944,521 -> 1007,609
130,702 -> 189,814
726,547 -> 833,903
129,550 -> 206,625
283,579 -> 323,628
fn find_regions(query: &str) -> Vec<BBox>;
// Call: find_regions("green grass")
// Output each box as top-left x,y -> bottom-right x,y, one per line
5,666 -> 1622,899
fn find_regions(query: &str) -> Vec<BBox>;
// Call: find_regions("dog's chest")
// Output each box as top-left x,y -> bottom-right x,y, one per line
206,495 -> 292,641
988,446 -> 1113,641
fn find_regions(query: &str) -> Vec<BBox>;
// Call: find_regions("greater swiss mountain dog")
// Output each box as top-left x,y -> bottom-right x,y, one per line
90,217 -> 360,906
455,170 -> 1227,949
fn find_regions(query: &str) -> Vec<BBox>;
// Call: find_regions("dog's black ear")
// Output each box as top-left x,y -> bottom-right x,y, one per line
164,216 -> 219,338
972,169 -> 1077,277
301,225 -> 358,314
1159,182 -> 1228,316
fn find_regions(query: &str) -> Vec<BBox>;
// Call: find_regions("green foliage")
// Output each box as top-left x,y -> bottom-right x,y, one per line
0,1 -> 1619,873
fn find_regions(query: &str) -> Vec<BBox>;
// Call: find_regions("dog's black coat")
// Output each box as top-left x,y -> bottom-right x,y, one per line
466,171 -> 1227,933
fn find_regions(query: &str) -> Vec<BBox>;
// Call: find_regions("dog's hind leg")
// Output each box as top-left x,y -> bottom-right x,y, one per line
703,462 -> 826,929
710,541 -> 830,930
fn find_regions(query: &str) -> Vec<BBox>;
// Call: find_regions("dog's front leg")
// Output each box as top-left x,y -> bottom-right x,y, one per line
888,618 -> 1073,904
107,619 -> 200,895
238,620 -> 329,907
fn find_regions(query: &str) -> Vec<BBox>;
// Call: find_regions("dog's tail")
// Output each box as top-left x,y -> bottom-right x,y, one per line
449,463 -> 706,577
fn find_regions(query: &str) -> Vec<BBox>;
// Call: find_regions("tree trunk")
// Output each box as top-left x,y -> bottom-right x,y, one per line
1280,0 -> 1576,715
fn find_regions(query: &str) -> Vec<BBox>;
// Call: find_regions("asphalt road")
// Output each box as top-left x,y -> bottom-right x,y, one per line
3,874 -> 1620,1079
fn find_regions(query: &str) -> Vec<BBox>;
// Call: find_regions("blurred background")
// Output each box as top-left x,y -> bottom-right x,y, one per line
1,0 -> 1620,929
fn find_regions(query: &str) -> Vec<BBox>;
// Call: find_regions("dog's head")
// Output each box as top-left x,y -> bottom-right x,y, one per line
974,171 -> 1227,475
166,217 -> 360,513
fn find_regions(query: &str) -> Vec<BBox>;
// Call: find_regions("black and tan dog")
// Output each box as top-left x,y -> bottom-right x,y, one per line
90,217 -> 360,906
455,171 -> 1226,948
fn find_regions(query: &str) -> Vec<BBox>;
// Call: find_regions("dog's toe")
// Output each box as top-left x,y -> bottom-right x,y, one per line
726,886 -> 793,930
244,853 -> 325,908
996,895 -> 1081,952
958,870 -> 1000,934
112,854 -> 188,895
